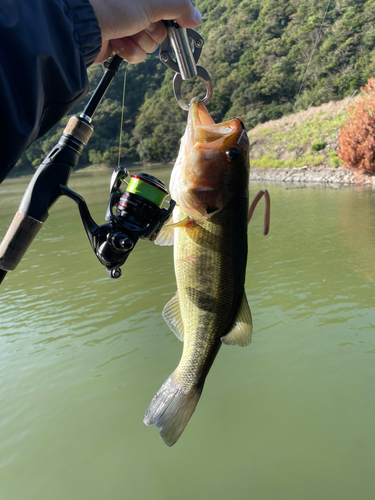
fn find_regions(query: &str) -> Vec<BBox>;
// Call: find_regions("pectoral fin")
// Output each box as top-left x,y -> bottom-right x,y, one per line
221,293 -> 253,347
154,216 -> 193,246
162,292 -> 185,341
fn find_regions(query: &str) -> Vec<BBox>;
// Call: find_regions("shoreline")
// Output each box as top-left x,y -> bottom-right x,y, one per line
250,165 -> 375,188
8,164 -> 375,189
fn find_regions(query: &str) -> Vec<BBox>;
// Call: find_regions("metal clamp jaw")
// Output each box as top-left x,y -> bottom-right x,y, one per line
160,21 -> 213,110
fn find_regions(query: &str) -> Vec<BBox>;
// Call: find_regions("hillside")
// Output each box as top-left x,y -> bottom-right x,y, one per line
248,95 -> 375,186
133,0 -> 375,162
12,0 -> 375,174
249,97 -> 352,170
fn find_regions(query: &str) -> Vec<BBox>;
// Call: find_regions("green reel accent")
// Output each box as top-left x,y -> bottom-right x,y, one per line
126,174 -> 168,207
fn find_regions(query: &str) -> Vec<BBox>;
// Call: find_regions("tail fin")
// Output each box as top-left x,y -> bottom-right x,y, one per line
143,373 -> 201,446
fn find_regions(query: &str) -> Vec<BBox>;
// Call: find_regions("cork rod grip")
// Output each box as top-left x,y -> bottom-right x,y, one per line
0,211 -> 43,271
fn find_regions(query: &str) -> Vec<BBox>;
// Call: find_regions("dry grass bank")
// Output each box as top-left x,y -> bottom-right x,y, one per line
248,97 -> 355,170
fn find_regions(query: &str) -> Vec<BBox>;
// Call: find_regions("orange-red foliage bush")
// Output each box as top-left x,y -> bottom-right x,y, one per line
338,79 -> 375,174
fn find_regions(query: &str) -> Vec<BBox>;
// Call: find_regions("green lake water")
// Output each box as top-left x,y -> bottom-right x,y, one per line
0,168 -> 374,499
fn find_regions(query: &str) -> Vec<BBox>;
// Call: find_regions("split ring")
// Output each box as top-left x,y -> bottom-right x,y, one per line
173,66 -> 213,111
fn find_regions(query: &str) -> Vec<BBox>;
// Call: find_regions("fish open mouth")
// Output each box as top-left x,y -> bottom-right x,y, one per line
188,97 -> 246,152
169,97 -> 249,220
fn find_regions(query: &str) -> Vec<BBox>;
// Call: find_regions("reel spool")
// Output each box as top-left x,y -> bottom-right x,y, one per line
116,173 -> 169,235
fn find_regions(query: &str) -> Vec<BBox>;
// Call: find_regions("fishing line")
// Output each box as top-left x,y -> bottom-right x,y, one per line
293,0 -> 332,112
118,65 -> 127,166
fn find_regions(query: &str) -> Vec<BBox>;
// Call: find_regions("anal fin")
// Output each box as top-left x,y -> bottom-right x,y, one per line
221,293 -> 253,347
162,292 -> 185,341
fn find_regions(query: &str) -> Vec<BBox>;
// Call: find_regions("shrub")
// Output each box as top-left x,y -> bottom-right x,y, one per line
337,79 -> 375,174
311,141 -> 326,152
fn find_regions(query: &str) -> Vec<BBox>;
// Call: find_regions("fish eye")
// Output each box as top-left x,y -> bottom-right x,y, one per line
226,148 -> 240,162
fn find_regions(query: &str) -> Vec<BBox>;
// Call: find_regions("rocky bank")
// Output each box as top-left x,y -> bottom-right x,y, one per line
250,165 -> 375,188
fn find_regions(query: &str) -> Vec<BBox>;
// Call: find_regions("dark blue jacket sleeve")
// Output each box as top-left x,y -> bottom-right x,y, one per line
0,0 -> 102,183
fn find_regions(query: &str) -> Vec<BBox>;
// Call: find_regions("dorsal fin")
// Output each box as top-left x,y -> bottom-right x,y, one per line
221,292 -> 253,347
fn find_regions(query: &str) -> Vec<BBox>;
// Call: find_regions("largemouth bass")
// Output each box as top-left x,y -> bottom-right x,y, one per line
144,98 -> 269,446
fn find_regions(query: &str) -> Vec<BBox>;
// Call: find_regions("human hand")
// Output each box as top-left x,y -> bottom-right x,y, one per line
88,0 -> 201,64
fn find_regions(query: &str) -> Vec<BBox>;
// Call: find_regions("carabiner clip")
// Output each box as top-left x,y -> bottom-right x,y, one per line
160,21 -> 213,110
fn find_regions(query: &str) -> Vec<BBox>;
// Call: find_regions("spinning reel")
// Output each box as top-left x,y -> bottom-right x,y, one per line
63,167 -> 174,279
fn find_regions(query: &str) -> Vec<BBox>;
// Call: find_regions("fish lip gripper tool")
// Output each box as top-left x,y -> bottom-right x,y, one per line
159,20 -> 213,111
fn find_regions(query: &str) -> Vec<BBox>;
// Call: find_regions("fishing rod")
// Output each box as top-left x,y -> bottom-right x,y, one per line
0,23 -> 212,286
